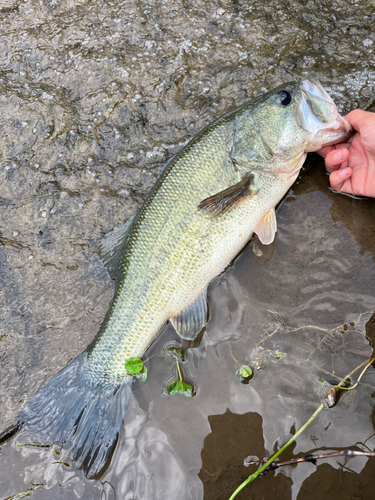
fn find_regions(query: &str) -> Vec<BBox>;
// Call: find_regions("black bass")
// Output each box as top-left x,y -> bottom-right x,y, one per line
14,79 -> 351,478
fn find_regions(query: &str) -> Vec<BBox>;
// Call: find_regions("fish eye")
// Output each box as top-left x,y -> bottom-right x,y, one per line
278,90 -> 292,106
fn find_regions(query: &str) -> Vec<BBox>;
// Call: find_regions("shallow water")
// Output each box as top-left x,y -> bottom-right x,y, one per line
1,0 -> 375,499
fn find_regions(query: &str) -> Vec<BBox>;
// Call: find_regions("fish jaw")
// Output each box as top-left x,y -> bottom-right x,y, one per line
296,79 -> 353,151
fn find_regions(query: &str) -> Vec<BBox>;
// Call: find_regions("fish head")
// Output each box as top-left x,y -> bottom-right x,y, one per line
250,78 -> 352,176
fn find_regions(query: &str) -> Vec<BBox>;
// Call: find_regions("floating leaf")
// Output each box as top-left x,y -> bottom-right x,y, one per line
166,348 -> 185,362
167,380 -> 182,395
125,357 -> 144,375
239,365 -> 253,378
181,383 -> 193,397
236,365 -> 254,382
135,366 -> 147,382
167,380 -> 193,397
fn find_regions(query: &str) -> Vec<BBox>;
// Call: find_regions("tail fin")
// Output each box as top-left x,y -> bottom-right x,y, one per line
19,352 -> 131,479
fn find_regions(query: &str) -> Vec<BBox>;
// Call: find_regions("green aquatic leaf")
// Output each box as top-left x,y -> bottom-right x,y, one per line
167,380 -> 193,397
167,380 -> 182,395
236,365 -> 254,382
239,365 -> 253,378
125,357 -> 144,375
135,366 -> 148,382
180,382 -> 193,397
166,347 -> 185,362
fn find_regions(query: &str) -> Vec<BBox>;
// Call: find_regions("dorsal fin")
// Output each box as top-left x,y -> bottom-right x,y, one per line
97,213 -> 136,280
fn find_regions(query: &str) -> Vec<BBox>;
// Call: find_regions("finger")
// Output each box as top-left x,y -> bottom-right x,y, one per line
316,145 -> 334,158
329,167 -> 352,192
345,109 -> 375,152
324,148 -> 350,173
316,142 -> 351,160
345,109 -> 373,131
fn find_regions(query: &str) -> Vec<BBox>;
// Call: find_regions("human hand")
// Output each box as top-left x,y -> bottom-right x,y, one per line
317,109 -> 375,197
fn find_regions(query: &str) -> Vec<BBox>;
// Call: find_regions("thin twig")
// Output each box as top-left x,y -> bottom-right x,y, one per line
363,93 -> 375,111
245,449 -> 375,472
339,355 -> 375,393
356,356 -> 374,383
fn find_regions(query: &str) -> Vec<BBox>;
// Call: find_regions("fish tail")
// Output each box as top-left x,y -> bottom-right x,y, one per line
18,352 -> 131,479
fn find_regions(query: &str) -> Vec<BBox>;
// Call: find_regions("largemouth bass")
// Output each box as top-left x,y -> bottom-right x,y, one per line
14,79 -> 351,478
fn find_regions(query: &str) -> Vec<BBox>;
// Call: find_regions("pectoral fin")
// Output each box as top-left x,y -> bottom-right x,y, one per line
198,174 -> 258,217
254,208 -> 277,245
170,289 -> 208,341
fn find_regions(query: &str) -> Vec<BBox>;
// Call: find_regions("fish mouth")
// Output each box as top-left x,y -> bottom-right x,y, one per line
296,79 -> 353,150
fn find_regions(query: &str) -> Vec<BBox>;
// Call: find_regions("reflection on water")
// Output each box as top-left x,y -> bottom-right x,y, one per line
199,411 -> 274,500
1,0 -> 375,499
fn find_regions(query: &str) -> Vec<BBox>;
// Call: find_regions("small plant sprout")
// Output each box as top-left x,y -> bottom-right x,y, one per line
236,365 -> 254,382
167,359 -> 193,397
166,347 -> 185,362
124,357 -> 147,382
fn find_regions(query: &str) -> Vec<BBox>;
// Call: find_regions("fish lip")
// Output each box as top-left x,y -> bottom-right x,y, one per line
297,79 -> 353,148
316,118 -> 353,144
300,78 -> 335,106
306,113 -> 353,151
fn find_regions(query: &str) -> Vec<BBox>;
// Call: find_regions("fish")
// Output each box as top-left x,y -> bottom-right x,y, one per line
9,78 -> 351,478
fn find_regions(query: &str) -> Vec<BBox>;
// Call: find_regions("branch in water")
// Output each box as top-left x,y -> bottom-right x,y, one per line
245,450 -> 375,473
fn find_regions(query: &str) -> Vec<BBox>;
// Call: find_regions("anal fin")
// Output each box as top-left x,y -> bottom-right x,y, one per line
254,208 -> 277,245
170,289 -> 208,341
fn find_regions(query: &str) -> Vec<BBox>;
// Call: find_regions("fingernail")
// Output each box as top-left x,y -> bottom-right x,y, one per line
333,150 -> 345,162
338,167 -> 350,179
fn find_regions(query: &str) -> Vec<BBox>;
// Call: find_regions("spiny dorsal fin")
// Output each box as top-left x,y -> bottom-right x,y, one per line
198,174 -> 258,217
254,208 -> 277,245
97,213 -> 136,280
170,289 -> 208,341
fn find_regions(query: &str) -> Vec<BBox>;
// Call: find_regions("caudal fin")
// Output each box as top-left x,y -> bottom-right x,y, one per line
19,352 -> 131,479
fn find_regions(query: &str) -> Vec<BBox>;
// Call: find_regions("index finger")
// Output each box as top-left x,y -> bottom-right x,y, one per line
316,145 -> 335,158
316,141 -> 351,159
